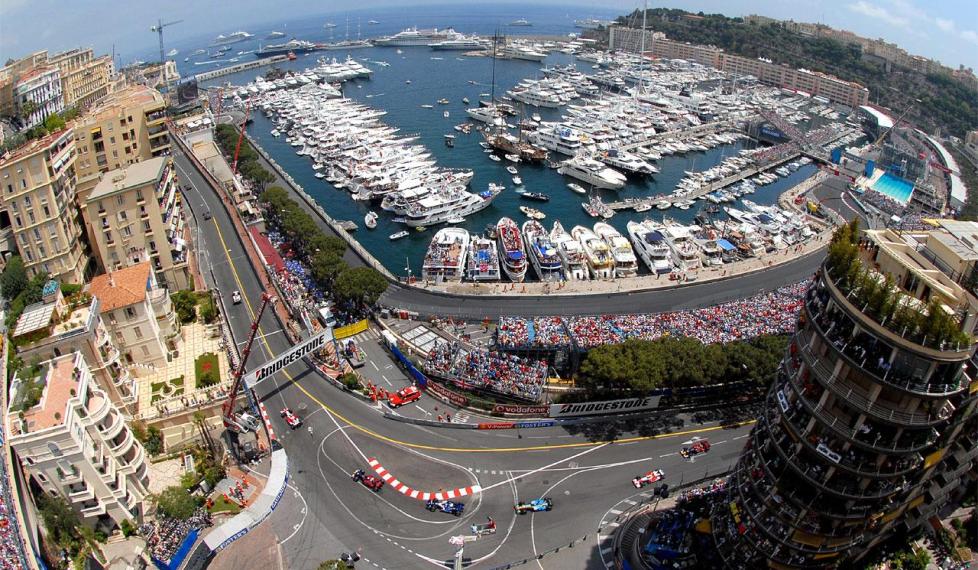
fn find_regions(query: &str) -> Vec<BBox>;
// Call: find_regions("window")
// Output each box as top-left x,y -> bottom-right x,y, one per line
38,245 -> 46,258
98,200 -> 104,212
47,442 -> 62,457
119,210 -> 128,220
43,205 -> 50,217
6,184 -> 11,193
23,196 -> 31,207
140,345 -> 149,356
14,216 -> 21,227
112,150 -> 118,158
143,221 -> 151,232
48,223 -> 57,237
116,195 -> 124,206
32,228 -> 41,241
122,226 -> 132,237
28,211 -> 34,224
125,307 -> 136,319
133,326 -> 143,339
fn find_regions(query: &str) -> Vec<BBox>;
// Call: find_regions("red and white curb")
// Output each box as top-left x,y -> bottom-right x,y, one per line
368,458 -> 480,501
258,402 -> 276,441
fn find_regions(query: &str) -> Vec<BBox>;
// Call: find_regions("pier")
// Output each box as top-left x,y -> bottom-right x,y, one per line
194,55 -> 289,82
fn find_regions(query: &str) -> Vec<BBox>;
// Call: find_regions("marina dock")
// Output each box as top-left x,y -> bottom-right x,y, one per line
619,118 -> 751,152
194,55 -> 289,82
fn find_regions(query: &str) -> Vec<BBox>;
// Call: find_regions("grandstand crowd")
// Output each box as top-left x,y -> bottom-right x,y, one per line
0,420 -> 28,569
424,341 -> 548,401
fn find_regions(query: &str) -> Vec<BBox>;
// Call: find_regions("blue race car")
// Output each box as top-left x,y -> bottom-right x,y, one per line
426,499 -> 465,517
514,498 -> 553,514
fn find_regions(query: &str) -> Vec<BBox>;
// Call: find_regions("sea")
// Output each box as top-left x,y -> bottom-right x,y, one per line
163,4 -> 818,280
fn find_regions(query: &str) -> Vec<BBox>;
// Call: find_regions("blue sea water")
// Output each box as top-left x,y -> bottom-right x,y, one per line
872,172 -> 914,203
168,4 -> 817,280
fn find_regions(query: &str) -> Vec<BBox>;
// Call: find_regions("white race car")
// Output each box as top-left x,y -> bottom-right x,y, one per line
280,407 -> 302,429
632,469 -> 665,488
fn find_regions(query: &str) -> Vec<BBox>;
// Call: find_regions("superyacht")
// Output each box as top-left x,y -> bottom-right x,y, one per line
466,235 -> 501,281
558,157 -> 627,190
594,222 -> 639,278
662,221 -> 703,271
422,228 -> 470,283
627,220 -> 674,275
572,225 -> 615,279
522,220 -> 564,282
375,27 -> 461,46
551,221 -> 589,281
496,217 -> 528,282
403,185 -> 502,227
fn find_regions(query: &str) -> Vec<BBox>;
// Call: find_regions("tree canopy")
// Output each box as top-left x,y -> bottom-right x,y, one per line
154,485 -> 199,520
334,266 -> 389,306
0,255 -> 28,299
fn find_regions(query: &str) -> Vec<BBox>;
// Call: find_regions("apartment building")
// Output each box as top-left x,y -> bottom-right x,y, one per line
71,85 -> 170,199
0,51 -> 48,119
0,129 -> 89,283
712,227 -> 978,568
47,48 -> 114,110
606,26 -> 664,55
88,262 -> 180,369
6,352 -> 150,530
84,157 -> 190,290
13,66 -> 64,129
963,130 -> 978,165
10,283 -> 138,414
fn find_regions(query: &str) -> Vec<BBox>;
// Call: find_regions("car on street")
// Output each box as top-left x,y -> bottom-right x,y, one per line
632,469 -> 666,488
231,290 -> 242,304
514,498 -> 553,514
388,385 -> 422,408
280,407 -> 302,429
352,469 -> 384,492
426,499 -> 465,516
680,439 -> 711,459
203,210 -> 212,220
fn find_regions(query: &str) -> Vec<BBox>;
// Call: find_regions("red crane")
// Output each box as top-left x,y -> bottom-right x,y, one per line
222,291 -> 274,433
231,97 -> 253,175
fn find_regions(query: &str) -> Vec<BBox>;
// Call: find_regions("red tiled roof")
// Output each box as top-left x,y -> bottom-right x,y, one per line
88,263 -> 151,313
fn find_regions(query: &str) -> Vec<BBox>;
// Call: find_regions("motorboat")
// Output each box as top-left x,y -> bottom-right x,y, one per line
626,220 -> 673,274
519,206 -> 545,220
572,226 -> 615,279
506,166 -> 518,175
365,211 -> 378,229
522,220 -> 563,282
594,222 -> 638,278
422,227 -> 470,283
567,183 -> 587,195
662,221 -> 703,272
551,221 -> 589,281
520,192 -> 549,202
558,157 -> 627,190
496,217 -> 528,282
466,234 -> 501,281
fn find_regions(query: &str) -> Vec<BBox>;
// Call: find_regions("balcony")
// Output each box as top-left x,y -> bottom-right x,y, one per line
79,500 -> 105,518
67,483 -> 95,503
57,465 -> 83,485
97,410 -> 124,440
108,428 -> 134,457
117,443 -> 145,475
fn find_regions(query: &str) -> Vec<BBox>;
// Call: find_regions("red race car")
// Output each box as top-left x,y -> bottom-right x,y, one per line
632,469 -> 666,488
389,385 -> 422,408
280,408 -> 302,429
352,469 -> 384,492
680,439 -> 711,459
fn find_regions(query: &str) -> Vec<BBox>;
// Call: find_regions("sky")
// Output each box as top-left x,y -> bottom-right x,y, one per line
1,0 -> 976,71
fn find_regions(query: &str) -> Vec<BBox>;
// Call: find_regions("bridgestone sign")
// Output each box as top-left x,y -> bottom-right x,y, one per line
548,396 -> 661,418
243,331 -> 332,388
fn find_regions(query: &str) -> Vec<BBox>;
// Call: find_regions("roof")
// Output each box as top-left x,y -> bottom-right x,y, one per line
13,302 -> 55,337
859,105 -> 894,129
13,353 -> 78,433
0,128 -> 72,166
83,84 -> 164,118
88,156 -> 166,201
88,262 -> 151,313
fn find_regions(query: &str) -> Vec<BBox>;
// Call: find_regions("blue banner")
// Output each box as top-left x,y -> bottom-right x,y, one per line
390,345 -> 427,388
152,529 -> 199,570
515,421 -> 555,429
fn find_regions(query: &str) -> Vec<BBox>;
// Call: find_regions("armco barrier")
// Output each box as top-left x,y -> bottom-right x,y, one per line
382,412 -> 478,429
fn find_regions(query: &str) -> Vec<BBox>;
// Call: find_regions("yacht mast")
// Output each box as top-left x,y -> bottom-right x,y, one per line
638,0 -> 648,97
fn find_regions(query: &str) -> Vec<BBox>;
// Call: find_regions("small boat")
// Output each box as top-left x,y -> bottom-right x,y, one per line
462,97 -> 470,104
521,192 -> 550,202
582,202 -> 600,218
506,166 -> 518,175
479,142 -> 491,148
519,206 -> 546,220
447,216 -> 465,224
421,104 -> 434,109
489,154 -> 501,162
484,148 -> 494,153
531,113 -> 542,122
415,226 -> 428,232
444,134 -> 455,147
504,154 -> 521,163
390,231 -> 410,240
656,200 -> 671,210
443,111 -> 450,118
634,203 -> 653,212
568,183 -> 587,195
365,212 -> 378,229
405,80 -> 412,84
512,176 -> 523,186
438,98 -> 450,104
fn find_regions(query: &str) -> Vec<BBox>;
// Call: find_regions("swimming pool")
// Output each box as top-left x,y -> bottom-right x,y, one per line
872,172 -> 915,203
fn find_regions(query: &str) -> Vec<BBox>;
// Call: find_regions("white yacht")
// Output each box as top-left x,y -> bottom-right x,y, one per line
595,149 -> 658,176
594,222 -> 638,278
466,235 -> 501,281
403,185 -> 502,227
627,220 -> 673,274
422,228 -> 470,283
551,221 -> 589,281
694,228 -> 725,267
572,226 -> 615,279
528,124 -> 583,156
558,157 -> 627,190
662,222 -> 703,272
466,105 -> 502,124
375,27 -> 460,46
523,220 -> 564,282
498,44 -> 547,62
213,31 -> 254,46
496,217 -> 528,282
430,37 -> 487,50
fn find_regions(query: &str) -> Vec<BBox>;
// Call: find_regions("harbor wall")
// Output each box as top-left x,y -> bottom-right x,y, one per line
195,55 -> 289,82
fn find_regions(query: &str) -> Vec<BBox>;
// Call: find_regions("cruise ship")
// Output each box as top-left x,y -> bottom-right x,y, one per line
594,222 -> 638,278
572,226 -> 615,279
422,228 -> 470,283
375,27 -> 461,46
466,235 -> 501,281
496,217 -> 528,282
403,185 -> 502,227
662,221 -> 703,271
627,220 -> 674,274
528,124 -> 584,156
551,221 -> 589,281
522,220 -> 563,282
430,37 -> 488,50
213,31 -> 254,46
557,157 -> 627,190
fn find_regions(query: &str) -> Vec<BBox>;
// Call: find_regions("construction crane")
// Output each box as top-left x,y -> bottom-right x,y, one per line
222,291 -> 274,433
150,18 -> 183,93
231,96 -> 253,175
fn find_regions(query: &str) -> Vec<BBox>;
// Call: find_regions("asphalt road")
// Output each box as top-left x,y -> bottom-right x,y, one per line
174,143 -> 764,569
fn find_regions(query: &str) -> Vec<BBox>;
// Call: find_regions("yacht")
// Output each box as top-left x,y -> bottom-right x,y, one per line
257,39 -> 319,57
496,217 -> 528,282
522,220 -> 563,282
466,235 -> 501,281
267,31 -> 286,39
510,88 -> 563,109
213,31 -> 254,46
403,185 -> 502,227
551,221 -> 589,281
662,222 -> 703,272
498,44 -> 547,62
466,105 -> 502,124
595,149 -> 658,176
558,157 -> 627,190
528,124 -> 584,156
509,18 -> 532,26
422,228 -> 470,283
626,220 -> 673,274
430,37 -> 487,50
375,27 -> 460,46
694,228 -> 725,267
572,226 -> 615,279
594,222 -> 638,278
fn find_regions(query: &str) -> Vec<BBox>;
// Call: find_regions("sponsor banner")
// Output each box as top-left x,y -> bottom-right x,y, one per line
491,404 -> 550,415
243,331 -> 332,388
477,422 -> 515,430
515,421 -> 555,429
548,396 -> 662,418
426,381 -> 469,407
334,319 -> 369,340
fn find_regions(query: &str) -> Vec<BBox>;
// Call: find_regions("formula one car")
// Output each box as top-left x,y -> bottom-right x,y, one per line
231,290 -> 242,305
389,385 -> 422,408
426,499 -> 465,516
471,517 -> 497,536
352,469 -> 384,492
632,469 -> 666,488
280,407 -> 302,429
514,498 -> 553,514
680,439 -> 711,459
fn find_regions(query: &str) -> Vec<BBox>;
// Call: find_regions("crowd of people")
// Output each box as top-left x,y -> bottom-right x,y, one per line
861,187 -> 905,217
495,282 -> 809,351
141,507 -> 212,563
0,423 -> 28,569
676,479 -> 728,505
424,342 -> 548,401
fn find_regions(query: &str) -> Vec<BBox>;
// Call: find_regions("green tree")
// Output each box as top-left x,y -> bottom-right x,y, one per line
0,255 -> 28,299
240,161 -> 274,191
19,100 -> 38,122
310,251 -> 348,289
318,561 -> 345,570
154,486 -> 199,520
43,112 -> 66,133
36,493 -> 81,549
334,267 -> 389,306
171,290 -> 198,323
889,547 -> 930,570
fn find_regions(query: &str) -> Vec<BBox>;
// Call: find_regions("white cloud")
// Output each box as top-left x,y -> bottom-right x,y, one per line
935,17 -> 955,32
962,29 -> 978,46
847,1 -> 911,30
